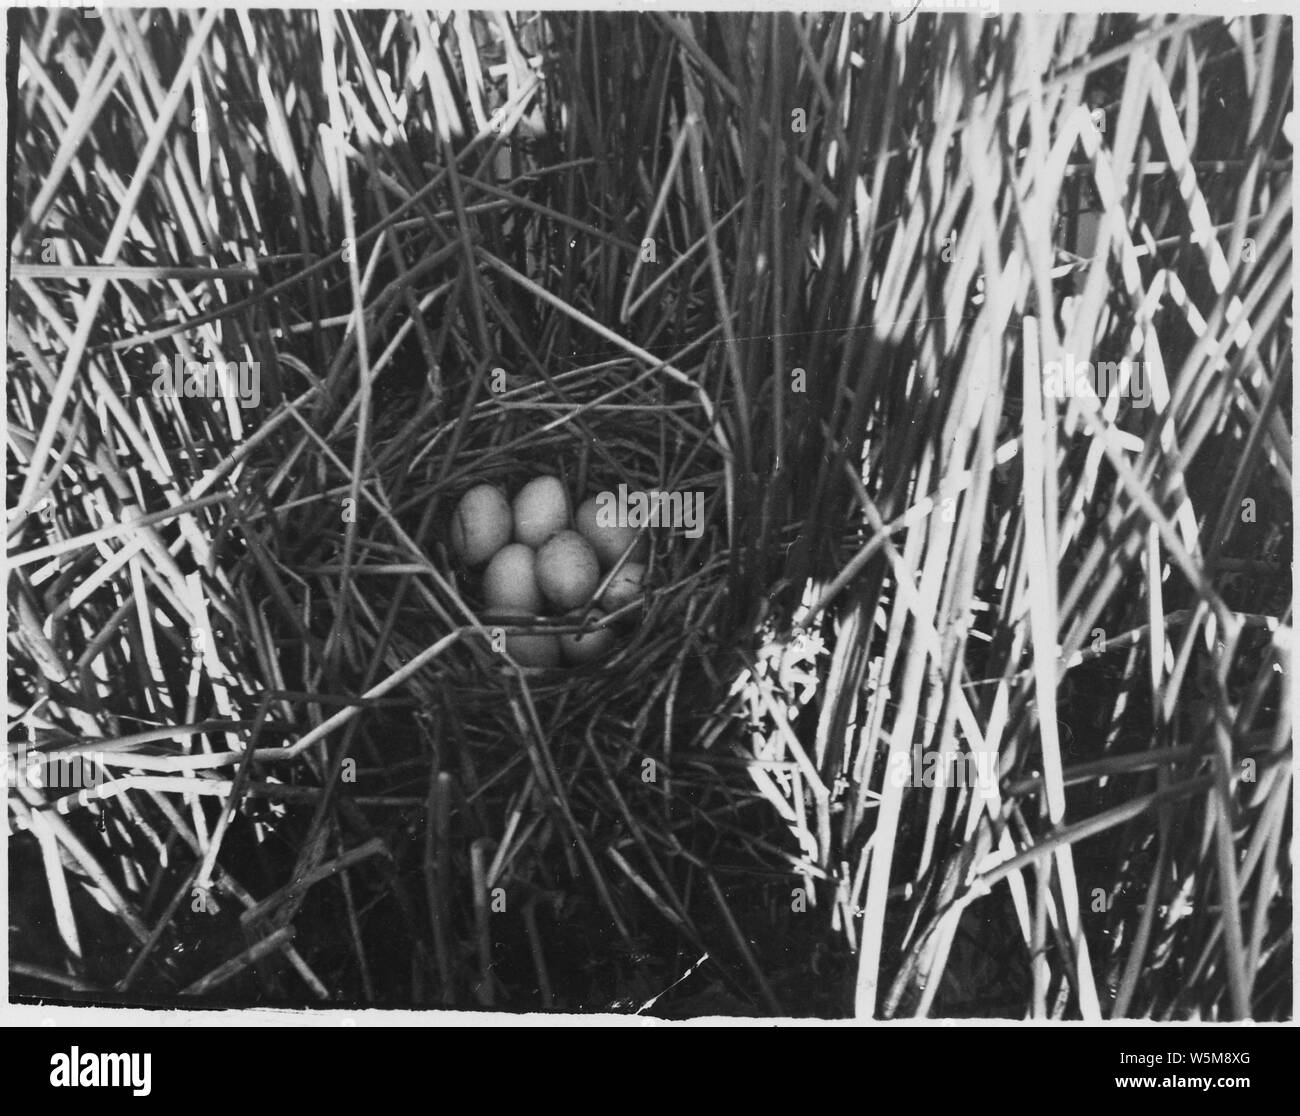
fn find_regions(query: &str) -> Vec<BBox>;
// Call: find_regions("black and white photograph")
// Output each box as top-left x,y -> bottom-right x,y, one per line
3,1 -> 1294,1037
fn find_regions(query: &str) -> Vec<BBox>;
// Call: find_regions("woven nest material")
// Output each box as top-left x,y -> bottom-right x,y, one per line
247,353 -> 736,695
232,330 -> 768,1005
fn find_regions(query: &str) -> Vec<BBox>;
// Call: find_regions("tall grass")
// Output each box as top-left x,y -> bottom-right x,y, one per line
7,9 -> 1291,1017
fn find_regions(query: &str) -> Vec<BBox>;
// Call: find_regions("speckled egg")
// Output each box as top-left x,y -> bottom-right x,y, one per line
513,476 -> 570,548
450,484 -> 512,566
535,530 -> 600,611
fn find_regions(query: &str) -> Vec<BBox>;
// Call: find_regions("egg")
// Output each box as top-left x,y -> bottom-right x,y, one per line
599,561 -> 645,611
513,476 -> 570,547
560,610 -> 617,664
505,631 -> 561,669
535,530 -> 600,610
482,543 -> 543,614
450,484 -> 512,566
575,495 -> 647,569
484,611 -> 560,668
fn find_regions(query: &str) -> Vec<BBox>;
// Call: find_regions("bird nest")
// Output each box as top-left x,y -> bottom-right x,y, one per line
231,342 -> 762,1006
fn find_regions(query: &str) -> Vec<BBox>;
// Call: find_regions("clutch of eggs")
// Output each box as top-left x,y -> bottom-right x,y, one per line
449,475 -> 649,667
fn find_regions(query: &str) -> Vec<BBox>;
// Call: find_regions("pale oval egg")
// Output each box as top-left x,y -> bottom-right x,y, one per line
513,476 -> 570,548
482,543 -> 543,614
535,530 -> 600,610
599,561 -> 645,612
450,484 -> 512,566
560,610 -> 617,664
484,611 -> 561,669
575,495 -> 647,569
505,631 -> 561,668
